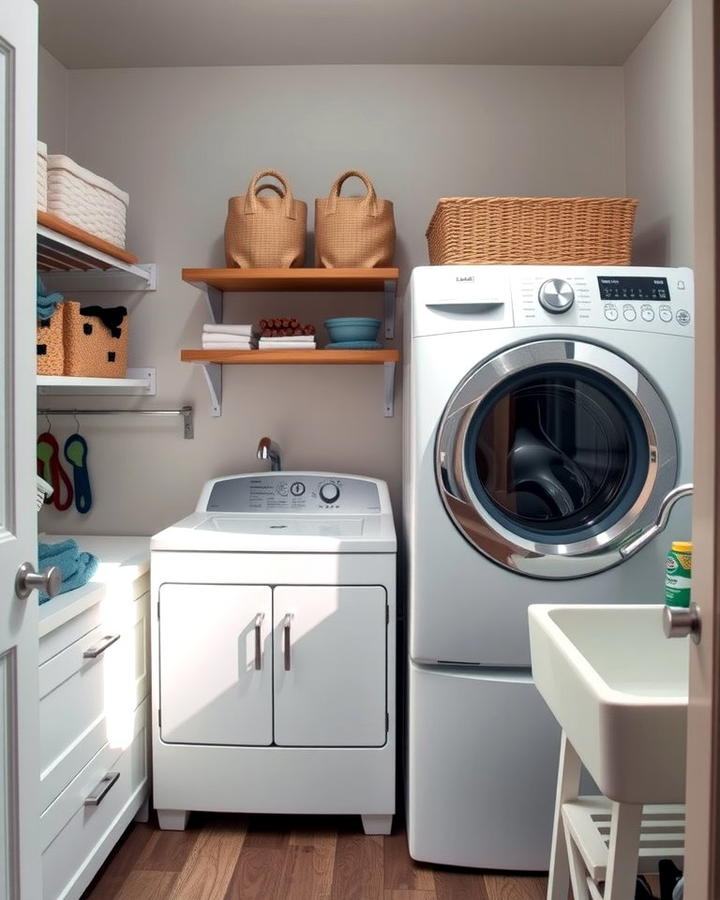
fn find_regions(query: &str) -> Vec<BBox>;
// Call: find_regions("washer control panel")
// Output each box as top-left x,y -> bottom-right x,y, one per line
513,267 -> 693,333
205,474 -> 381,513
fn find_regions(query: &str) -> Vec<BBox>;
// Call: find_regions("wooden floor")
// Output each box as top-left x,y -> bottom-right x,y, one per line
81,812 -> 551,899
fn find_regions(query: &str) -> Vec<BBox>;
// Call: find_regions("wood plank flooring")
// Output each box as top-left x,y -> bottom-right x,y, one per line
81,813 -> 550,899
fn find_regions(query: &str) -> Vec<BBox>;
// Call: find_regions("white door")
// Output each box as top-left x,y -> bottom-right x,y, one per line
0,0 -> 40,897
158,584 -> 273,745
685,1 -> 720,896
273,585 -> 387,747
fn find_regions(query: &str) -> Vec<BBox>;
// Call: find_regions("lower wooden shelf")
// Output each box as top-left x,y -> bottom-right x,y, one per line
180,349 -> 399,365
180,349 -> 400,417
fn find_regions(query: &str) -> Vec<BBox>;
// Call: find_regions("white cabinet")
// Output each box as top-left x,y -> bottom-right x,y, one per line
38,542 -> 150,900
159,584 -> 273,745
158,582 -> 387,748
273,585 -> 387,747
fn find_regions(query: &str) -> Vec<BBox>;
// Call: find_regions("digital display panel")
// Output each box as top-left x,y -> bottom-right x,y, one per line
597,277 -> 669,301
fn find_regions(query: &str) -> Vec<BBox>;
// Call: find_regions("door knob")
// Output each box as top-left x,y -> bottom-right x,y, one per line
14,561 -> 62,600
663,603 -> 701,644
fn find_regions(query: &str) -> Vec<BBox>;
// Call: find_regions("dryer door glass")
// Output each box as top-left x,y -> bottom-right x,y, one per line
468,364 -> 647,541
435,339 -> 678,578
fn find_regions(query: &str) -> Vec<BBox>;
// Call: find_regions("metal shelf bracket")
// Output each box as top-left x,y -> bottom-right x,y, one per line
384,361 -> 396,417
200,363 -> 222,417
384,279 -> 396,339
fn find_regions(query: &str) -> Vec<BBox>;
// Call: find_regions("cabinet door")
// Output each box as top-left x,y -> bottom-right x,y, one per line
159,584 -> 272,745
273,586 -> 387,747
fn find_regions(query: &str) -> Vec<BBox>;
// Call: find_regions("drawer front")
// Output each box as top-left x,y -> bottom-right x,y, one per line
39,603 -> 102,666
41,700 -> 148,900
40,592 -> 149,812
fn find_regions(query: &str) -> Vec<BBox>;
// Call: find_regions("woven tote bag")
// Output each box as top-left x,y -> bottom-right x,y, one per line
225,170 -> 307,268
314,170 -> 395,268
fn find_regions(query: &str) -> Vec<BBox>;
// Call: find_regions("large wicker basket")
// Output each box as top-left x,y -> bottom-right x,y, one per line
426,196 -> 638,266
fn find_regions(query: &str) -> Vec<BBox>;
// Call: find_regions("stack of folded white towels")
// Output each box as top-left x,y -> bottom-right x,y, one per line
258,334 -> 316,350
202,323 -> 258,350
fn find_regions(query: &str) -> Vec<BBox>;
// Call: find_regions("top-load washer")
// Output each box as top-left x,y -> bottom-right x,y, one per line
150,471 -> 396,836
404,265 -> 693,868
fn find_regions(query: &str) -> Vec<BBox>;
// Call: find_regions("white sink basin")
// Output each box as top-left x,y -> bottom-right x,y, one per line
529,604 -> 688,804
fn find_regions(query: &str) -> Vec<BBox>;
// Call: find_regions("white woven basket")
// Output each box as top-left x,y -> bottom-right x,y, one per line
37,141 -> 47,211
47,154 -> 129,247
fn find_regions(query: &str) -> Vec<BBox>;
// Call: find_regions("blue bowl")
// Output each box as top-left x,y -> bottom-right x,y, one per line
324,317 -> 381,343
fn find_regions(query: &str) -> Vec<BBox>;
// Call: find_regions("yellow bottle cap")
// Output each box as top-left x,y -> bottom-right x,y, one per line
671,541 -> 693,552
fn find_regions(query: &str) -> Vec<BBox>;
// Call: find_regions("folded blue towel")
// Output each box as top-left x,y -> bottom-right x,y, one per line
38,539 -> 99,604
37,275 -> 63,322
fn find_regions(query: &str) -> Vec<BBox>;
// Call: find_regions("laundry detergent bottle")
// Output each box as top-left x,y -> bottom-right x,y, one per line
665,541 -> 692,607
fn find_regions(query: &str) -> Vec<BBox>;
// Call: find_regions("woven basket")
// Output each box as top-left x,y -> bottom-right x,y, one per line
47,154 -> 129,247
36,305 -> 64,375
426,196 -> 638,266
225,170 -> 307,268
63,302 -> 129,378
314,170 -> 395,268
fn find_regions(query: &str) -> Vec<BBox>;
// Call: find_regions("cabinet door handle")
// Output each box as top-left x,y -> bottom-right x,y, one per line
84,771 -> 120,806
283,613 -> 293,671
254,612 -> 265,670
83,634 -> 121,659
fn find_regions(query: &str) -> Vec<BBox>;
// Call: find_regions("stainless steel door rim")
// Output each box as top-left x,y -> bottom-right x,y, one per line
435,339 -> 678,578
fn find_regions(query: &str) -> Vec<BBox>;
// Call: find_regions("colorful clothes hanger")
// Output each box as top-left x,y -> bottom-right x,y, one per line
64,433 -> 92,514
37,432 -> 73,511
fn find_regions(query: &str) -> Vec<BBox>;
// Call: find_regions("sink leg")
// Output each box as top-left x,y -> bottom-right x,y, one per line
603,801 -> 643,900
547,732 -> 582,900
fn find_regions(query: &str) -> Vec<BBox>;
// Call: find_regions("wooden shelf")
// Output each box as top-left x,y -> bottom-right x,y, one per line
180,349 -> 399,365
181,267 -> 400,418
37,211 -> 156,292
182,267 -> 398,292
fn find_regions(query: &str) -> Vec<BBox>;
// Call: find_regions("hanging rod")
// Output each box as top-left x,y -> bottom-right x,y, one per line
37,406 -> 194,440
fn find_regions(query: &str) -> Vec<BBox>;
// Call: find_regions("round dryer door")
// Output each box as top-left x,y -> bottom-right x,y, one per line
435,339 -> 678,578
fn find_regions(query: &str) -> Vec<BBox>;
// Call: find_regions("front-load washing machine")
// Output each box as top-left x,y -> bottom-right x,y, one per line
150,471 -> 396,835
404,265 -> 693,869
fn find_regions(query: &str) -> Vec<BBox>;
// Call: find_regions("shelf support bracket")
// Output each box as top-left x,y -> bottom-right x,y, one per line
384,280 -> 396,340
200,363 -> 222,417
384,361 -> 396,417
191,282 -> 223,324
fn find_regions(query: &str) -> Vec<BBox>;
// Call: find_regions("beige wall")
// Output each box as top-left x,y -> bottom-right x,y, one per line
38,63 -> 626,536
624,0 -> 693,266
38,47 -> 68,154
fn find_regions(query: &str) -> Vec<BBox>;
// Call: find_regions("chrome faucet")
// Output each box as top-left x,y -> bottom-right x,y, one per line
620,483 -> 693,559
257,436 -> 282,472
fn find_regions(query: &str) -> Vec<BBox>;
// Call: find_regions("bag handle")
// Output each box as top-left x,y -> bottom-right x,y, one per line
244,170 -> 296,220
326,170 -> 379,217
254,183 -> 285,198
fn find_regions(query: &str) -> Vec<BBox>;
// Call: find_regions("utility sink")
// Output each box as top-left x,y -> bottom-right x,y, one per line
529,604 -> 688,805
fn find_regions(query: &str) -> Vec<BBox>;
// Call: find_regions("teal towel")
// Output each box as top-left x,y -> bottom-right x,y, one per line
38,539 -> 99,604
37,275 -> 63,322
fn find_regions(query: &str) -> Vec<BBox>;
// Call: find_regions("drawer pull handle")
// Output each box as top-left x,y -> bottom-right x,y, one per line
83,634 -> 121,659
283,613 -> 293,671
254,612 -> 264,670
84,771 -> 120,806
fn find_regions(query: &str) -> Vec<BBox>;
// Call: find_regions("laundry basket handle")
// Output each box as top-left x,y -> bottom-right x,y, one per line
244,169 -> 296,220
327,170 -> 378,217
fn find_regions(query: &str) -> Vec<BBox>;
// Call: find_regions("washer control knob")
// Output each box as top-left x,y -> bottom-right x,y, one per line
538,279 -> 575,314
319,482 -> 340,504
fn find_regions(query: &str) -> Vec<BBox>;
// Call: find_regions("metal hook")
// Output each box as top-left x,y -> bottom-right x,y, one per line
73,411 -> 80,433
43,412 -> 52,434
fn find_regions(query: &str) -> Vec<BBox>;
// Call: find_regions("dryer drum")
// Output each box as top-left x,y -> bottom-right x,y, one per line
435,339 -> 679,579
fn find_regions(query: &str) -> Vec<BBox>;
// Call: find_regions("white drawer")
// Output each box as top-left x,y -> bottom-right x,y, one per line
40,593 -> 149,812
39,603 -> 102,666
41,699 -> 148,900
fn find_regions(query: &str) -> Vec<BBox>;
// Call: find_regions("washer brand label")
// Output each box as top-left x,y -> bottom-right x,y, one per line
456,276 -> 475,282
